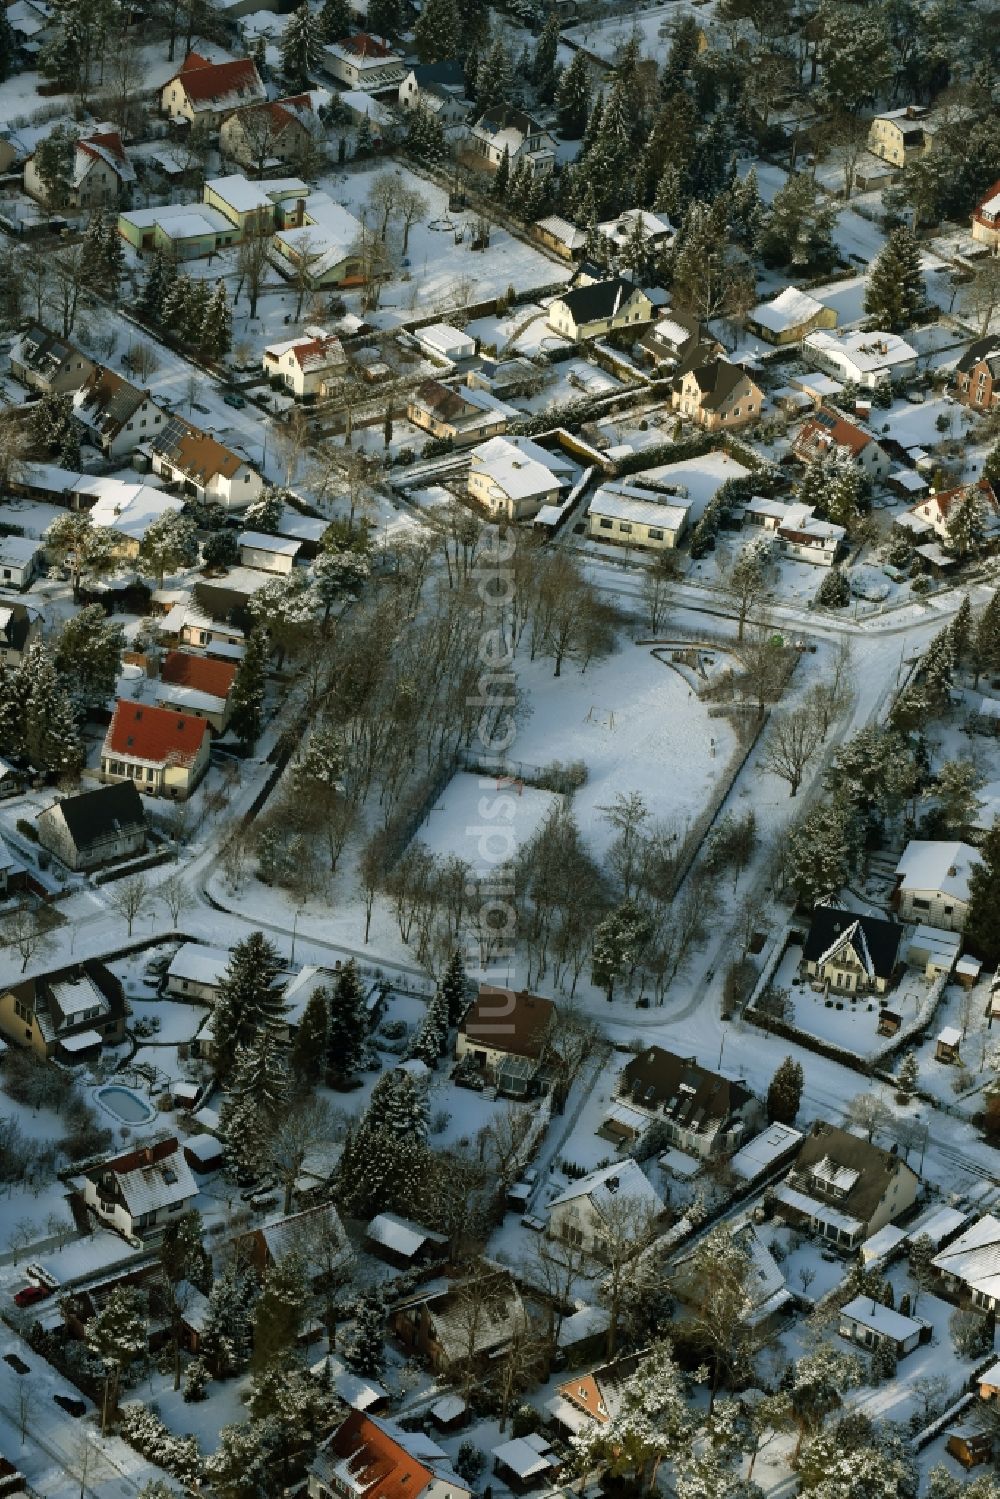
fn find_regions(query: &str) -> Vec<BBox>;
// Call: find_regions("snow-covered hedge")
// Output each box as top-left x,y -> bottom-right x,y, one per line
118,1403 -> 203,1484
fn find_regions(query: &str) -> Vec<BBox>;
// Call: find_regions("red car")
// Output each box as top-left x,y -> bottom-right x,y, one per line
13,1284 -> 51,1308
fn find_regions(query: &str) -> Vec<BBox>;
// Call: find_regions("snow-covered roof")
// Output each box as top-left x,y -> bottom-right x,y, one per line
536,215 -> 587,250
176,1279 -> 211,1334
549,1158 -> 664,1219
895,839 -> 980,903
430,1394 -> 466,1422
598,208 -> 673,247
860,1224 -> 908,1264
491,1434 -> 559,1480
167,941 -> 230,989
77,477 -> 185,542
108,1140 -> 198,1219
556,1303 -> 611,1347
366,1211 -> 445,1258
751,285 -> 826,334
417,322 -> 475,357
729,1123 -> 803,1180
772,1182 -> 863,1238
60,1028 -> 104,1052
804,327 -> 917,374
470,435 -> 573,501
588,479 -> 689,533
238,530 -> 302,557
840,1295 -> 923,1340
120,203 -> 234,238
205,173 -> 275,214
937,1026 -> 962,1047
156,682 -> 227,717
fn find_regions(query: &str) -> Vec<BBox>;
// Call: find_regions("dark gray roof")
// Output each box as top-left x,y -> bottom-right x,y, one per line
559,277 -> 646,326
52,780 -> 146,851
621,1045 -> 753,1127
793,1121 -> 917,1224
478,105 -> 543,137
684,357 -> 751,409
957,335 -> 1000,380
411,61 -> 464,90
802,905 -> 902,981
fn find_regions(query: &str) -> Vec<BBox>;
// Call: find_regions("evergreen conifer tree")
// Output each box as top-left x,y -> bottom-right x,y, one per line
229,629 -> 268,752
21,644 -> 84,776
413,0 -> 462,63
533,13 -> 560,103
864,225 -> 926,331
897,1051 -> 919,1097
221,1030 -> 290,1180
408,987 -> 449,1067
160,274 -> 192,336
201,1261 -> 257,1377
367,0 -> 399,37
319,0 -> 351,40
440,950 -> 470,1026
212,932 -> 284,1083
944,486 -> 987,559
290,985 -> 329,1091
491,146 -> 510,200
251,1254 -> 309,1372
974,587 -> 1000,686
281,1 -> 323,88
327,960 -> 368,1078
555,50 -> 590,137
786,798 -> 855,906
139,249 -> 172,322
80,210 -> 108,289
200,280 -> 232,360
183,277 -> 211,349
343,1288 -> 386,1376
766,1056 -> 804,1123
964,818 -> 1000,966
0,3 -> 15,82
950,595 -> 973,668
103,219 -> 125,301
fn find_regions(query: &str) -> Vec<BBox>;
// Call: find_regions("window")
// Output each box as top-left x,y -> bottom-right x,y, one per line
619,521 -> 632,534
912,897 -> 930,910
648,528 -> 663,541
599,517 -> 613,530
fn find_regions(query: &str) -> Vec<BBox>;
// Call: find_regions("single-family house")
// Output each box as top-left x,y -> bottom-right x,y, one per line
24,127 -> 135,210
165,601 -> 246,656
800,906 -> 903,996
397,61 -> 469,123
322,32 -> 405,90
414,323 -> 476,363
868,107 -> 934,168
547,1354 -> 642,1436
390,1270 -> 526,1374
598,208 -> 673,258
238,530 -> 303,575
72,477 -> 186,560
547,278 -> 654,342
802,328 -> 918,389
117,202 -> 241,259
775,504 -> 844,566
773,1121 -> 920,1249
469,107 -> 555,176
9,326 -> 94,395
932,1215 -> 1000,1310
150,416 -> 264,511
456,986 -> 556,1096
547,1159 -> 665,1256
100,700 -> 212,800
616,1044 -> 762,1159
269,190 -> 366,288
262,329 -> 347,399
72,368 -> 167,460
37,782 -> 147,872
793,408 -> 891,480
80,1136 -> 198,1240
0,959 -> 126,1063
587,478 -> 690,551
839,1296 -> 927,1358
161,52 -> 266,126
166,943 -> 232,1004
407,380 -> 514,445
746,286 -> 837,346
974,180 -> 1000,249
308,1412 -> 472,1499
238,1202 -> 353,1283
467,435 -> 573,522
638,309 -> 722,373
900,479 -> 1000,549
0,602 -> 41,665
893,840 -> 981,932
674,1220 -> 791,1328
220,94 -> 320,171
954,336 -> 1000,412
156,649 -> 237,733
672,357 -> 764,432
0,537 -> 40,590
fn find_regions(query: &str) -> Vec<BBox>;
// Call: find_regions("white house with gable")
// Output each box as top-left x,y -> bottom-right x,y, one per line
802,328 -> 918,389
894,840 -> 981,932
468,435 -> 573,523
547,1159 -> 665,1257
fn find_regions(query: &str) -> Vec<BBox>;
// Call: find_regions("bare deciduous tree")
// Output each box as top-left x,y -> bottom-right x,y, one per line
761,702 -> 827,796
158,871 -> 195,927
105,874 -> 150,937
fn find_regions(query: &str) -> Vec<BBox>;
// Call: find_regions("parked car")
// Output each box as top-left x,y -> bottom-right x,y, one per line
223,392 -> 246,409
13,1284 -> 51,1307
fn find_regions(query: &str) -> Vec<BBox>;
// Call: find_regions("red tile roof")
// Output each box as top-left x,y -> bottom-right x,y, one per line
172,52 -> 263,104
796,408 -> 874,460
79,130 -> 129,168
927,478 -> 997,520
104,1136 -> 179,1176
342,31 -> 395,56
160,650 -> 237,700
326,1413 -> 432,1499
105,701 -> 209,767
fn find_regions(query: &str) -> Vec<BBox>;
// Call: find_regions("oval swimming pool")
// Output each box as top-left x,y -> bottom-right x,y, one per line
95,1085 -> 156,1124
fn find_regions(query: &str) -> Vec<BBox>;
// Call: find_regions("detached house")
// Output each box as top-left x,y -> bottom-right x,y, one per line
467,435 -> 573,522
802,328 -> 918,389
587,479 -> 690,551
161,52 -> 266,126
955,337 -> 1000,412
0,959 -> 127,1063
800,906 -> 903,996
72,367 -> 167,460
547,1159 -> 665,1256
322,33 -> 406,91
747,286 -> 837,346
774,504 -> 844,566
973,179 -> 1000,249
548,1354 -> 642,1436
10,326 -> 94,395
615,1044 -> 762,1158
155,650 -> 237,734
220,94 -> 320,170
101,700 -> 212,800
793,408 -> 891,481
262,329 -> 347,400
37,781 -> 148,872
868,106 -> 934,169
407,379 -> 515,446
932,1215 -> 1000,1310
150,416 -> 263,511
456,986 -> 556,1096
25,128 -> 134,209
894,840 -> 981,932
398,61 -> 469,123
309,1411 -> 472,1499
469,107 -> 555,176
547,278 -> 654,342
773,1121 -> 920,1249
80,1136 -> 198,1241
638,309 -> 722,373
900,479 -> 1000,549
672,358 -> 763,432
391,1271 -> 526,1375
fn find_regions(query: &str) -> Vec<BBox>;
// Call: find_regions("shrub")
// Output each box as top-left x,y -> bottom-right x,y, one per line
16,819 -> 38,842
454,1442 -> 485,1481
816,568 -> 850,609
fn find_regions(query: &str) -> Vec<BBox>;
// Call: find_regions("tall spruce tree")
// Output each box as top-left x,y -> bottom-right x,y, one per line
229,628 -> 268,752
290,985 -> 329,1091
221,1029 -> 290,1180
864,225 -> 926,331
200,280 -> 232,360
413,0 -> 462,62
250,1254 -> 309,1372
767,1056 -> 804,1124
281,2 -> 323,88
343,1288 -> 386,1376
556,50 -> 591,138
319,0 -> 351,40
440,950 -> 470,1026
212,932 -> 284,1083
327,960 -> 368,1078
974,587 -> 1000,686
964,818 -> 1000,966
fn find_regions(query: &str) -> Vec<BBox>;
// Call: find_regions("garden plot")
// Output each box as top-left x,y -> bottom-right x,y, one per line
416,770 -> 563,868
511,643 -> 739,863
638,451 -> 750,525
560,2 -> 720,65
773,943 -> 935,1058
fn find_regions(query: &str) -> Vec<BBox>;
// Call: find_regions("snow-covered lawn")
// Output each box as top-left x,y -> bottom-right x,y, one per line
636,450 -> 751,526
416,771 -> 563,866
510,642 -> 739,862
774,944 -> 935,1058
560,2 -> 719,64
